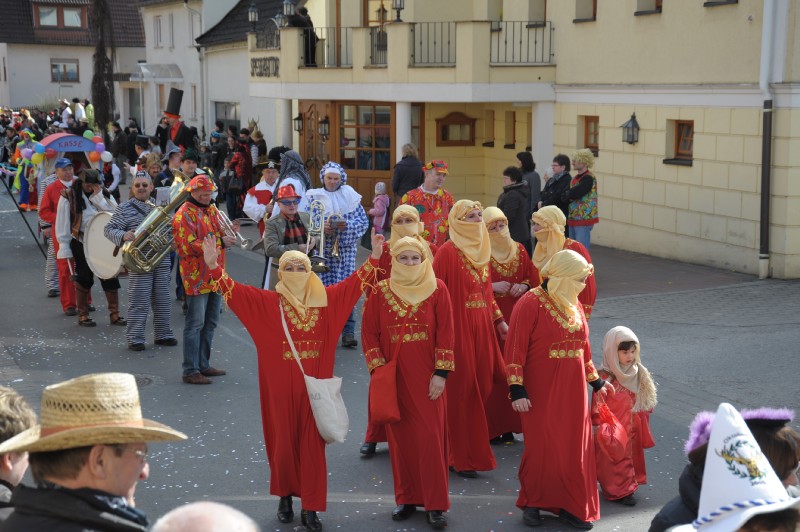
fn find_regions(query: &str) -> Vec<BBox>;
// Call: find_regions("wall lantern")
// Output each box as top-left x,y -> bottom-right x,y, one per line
283,0 -> 296,16
392,0 -> 404,22
318,116 -> 330,142
248,1 -> 258,32
293,113 -> 303,133
620,113 -> 640,144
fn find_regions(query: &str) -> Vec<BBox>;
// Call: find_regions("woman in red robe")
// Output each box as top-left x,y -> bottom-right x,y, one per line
361,236 -> 454,530
483,206 -> 530,444
531,205 -> 597,319
361,205 -> 439,456
505,249 -> 612,529
433,200 -> 508,477
201,232 -> 383,532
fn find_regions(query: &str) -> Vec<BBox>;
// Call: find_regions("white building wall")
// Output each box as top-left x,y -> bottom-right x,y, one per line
0,43 -> 10,105
6,44 -> 94,107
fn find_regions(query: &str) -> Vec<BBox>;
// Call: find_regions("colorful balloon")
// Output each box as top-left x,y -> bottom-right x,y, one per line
34,143 -> 45,154
95,143 -> 105,153
31,153 -> 44,164
21,148 -> 33,160
88,151 -> 101,162
101,151 -> 113,163
83,130 -> 95,140
92,136 -> 103,144
45,148 -> 57,159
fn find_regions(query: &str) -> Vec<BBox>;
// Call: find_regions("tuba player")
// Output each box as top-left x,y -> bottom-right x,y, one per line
104,171 -> 178,352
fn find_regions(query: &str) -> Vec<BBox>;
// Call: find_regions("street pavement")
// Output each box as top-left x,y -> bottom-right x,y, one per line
0,186 -> 798,531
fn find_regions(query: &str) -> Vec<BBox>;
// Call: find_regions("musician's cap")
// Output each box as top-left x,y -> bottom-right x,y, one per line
185,175 -> 216,193
276,184 -> 301,201
254,159 -> 278,171
55,158 -> 73,169
163,88 -> 183,118
135,135 -> 150,149
80,169 -> 102,185
162,146 -> 181,162
424,160 -> 448,175
182,148 -> 200,162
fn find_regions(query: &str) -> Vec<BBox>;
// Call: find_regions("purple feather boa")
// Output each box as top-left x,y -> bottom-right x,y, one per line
684,406 -> 794,455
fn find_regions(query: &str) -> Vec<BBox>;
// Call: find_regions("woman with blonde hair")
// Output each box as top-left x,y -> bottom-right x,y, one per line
361,236 -> 454,529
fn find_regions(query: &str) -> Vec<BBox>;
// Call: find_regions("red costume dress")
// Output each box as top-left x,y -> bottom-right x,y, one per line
208,258 -> 379,512
504,286 -> 601,522
485,242 -> 532,438
531,239 -> 597,318
361,279 -> 455,510
433,241 -> 504,472
591,370 -> 655,501
400,187 -> 455,248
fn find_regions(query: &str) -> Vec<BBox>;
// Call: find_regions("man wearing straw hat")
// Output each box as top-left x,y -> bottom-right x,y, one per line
0,373 -> 187,531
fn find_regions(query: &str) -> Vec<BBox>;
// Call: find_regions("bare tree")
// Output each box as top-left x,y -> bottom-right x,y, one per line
91,0 -> 116,142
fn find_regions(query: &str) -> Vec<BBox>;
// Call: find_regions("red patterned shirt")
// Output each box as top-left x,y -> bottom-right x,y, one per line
400,187 -> 455,248
173,201 -> 226,295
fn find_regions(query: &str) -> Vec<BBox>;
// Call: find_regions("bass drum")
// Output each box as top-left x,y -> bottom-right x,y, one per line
84,211 -> 124,279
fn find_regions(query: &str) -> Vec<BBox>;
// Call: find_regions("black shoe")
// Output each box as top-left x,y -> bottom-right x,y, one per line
558,510 -> 593,530
360,442 -> 377,456
392,505 -> 416,521
501,432 -> 516,444
426,511 -> 447,529
489,435 -> 504,445
522,507 -> 543,527
78,317 -> 96,327
155,338 -> 178,346
47,289 -> 59,297
88,304 -> 96,312
449,466 -> 477,478
64,307 -> 77,316
342,334 -> 358,348
300,509 -> 322,531
614,493 -> 637,506
277,496 -> 293,523
128,343 -> 146,351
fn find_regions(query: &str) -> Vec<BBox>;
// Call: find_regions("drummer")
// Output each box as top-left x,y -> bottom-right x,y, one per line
104,171 -> 178,352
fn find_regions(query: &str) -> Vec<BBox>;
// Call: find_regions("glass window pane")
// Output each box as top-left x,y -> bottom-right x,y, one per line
358,127 -> 374,148
375,126 -> 390,148
341,127 -> 356,148
340,149 -> 356,169
411,128 -> 420,150
358,106 -> 373,125
375,106 -> 391,125
39,7 -> 57,26
64,8 -> 82,27
411,106 -> 420,128
357,150 -> 373,170
341,105 -> 356,125
65,62 -> 78,81
375,150 -> 391,170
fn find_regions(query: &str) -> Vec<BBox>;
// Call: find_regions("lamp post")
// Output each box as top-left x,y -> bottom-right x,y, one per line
392,0 -> 404,22
318,116 -> 330,142
293,113 -> 303,133
248,1 -> 258,33
620,113 -> 640,144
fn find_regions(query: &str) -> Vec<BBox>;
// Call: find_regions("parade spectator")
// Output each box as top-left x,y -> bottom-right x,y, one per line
263,184 -> 314,290
83,99 -> 94,129
109,122 -> 128,177
238,128 -> 258,169
368,181 -> 390,235
0,372 -> 187,530
392,143 -> 424,200
361,236 -> 454,530
505,249 -> 610,530
433,200 -> 507,478
566,148 -> 599,250
307,162 -> 370,348
152,501 -> 260,532
201,228 -> 383,532
59,98 -> 72,125
229,141 -> 253,219
591,326 -> 657,506
218,155 -> 235,208
497,166 -> 531,255
400,160 -> 454,248
199,141 -> 213,169
539,154 -> 572,235
288,7 -> 318,67
273,150 -> 311,215
252,129 -> 268,164
172,175 -> 237,384
0,386 -> 37,522
71,97 -> 85,122
517,151 -> 540,218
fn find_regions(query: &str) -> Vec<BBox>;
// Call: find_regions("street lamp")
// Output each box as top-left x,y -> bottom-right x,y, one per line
620,113 -> 640,144
318,116 -> 330,142
293,113 -> 303,133
392,0 -> 404,22
248,1 -> 258,33
283,0 -> 295,16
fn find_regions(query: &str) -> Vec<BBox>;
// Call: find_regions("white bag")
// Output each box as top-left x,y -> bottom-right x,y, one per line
280,304 -> 349,444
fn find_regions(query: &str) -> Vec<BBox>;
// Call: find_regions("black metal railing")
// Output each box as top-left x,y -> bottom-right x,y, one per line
411,22 -> 456,66
256,28 -> 280,50
489,21 -> 553,64
307,26 -> 353,68
369,26 -> 387,66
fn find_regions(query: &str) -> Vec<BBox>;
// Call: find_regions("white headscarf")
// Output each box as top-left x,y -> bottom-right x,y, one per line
600,326 -> 657,412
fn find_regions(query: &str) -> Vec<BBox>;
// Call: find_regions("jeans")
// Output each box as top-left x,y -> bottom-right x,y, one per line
342,309 -> 355,337
182,292 -> 222,376
570,225 -> 593,250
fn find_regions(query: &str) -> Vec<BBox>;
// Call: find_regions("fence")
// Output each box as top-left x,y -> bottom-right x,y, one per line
411,22 -> 456,66
489,21 -> 553,64
311,26 -> 353,68
369,27 -> 387,66
256,28 -> 280,50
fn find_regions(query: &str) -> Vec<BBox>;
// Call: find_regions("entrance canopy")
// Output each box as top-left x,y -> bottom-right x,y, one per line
130,63 -> 183,83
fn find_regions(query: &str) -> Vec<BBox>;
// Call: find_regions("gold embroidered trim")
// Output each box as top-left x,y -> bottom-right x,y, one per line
380,280 -> 422,318
584,360 -> 600,382
465,292 -> 487,309
533,286 -> 583,333
281,340 -> 323,360
365,347 -> 386,372
434,348 -> 455,371
457,249 -> 489,283
506,363 -> 523,386
358,260 -> 380,294
490,255 -> 520,278
548,348 -> 584,359
493,308 -> 503,319
209,270 -> 234,303
583,303 -> 593,320
281,298 -> 320,332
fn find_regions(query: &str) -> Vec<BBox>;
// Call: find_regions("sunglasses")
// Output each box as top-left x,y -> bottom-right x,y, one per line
279,199 -> 300,205
133,183 -> 149,189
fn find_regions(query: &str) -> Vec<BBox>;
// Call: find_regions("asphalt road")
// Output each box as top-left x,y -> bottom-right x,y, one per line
0,187 -> 798,531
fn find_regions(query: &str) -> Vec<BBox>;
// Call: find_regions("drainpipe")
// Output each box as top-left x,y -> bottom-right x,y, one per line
185,1 -> 206,137
757,1 -> 775,279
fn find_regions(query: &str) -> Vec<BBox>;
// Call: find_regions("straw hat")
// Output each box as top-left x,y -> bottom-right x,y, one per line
673,403 -> 800,532
0,373 -> 187,453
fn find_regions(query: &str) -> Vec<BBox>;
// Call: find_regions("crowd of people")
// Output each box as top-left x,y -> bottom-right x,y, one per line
2,92 -> 798,530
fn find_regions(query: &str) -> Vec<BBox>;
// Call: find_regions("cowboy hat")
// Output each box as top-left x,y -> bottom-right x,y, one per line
0,373 -> 187,453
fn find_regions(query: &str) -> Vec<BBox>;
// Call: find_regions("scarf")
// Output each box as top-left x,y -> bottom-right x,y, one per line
388,205 -> 433,262
601,326 -> 657,412
532,205 -> 567,271
275,251 -> 327,316
282,214 -> 308,245
278,150 -> 311,190
448,199 -> 491,269
540,249 -> 593,322
483,206 -> 518,264
389,237 -> 437,306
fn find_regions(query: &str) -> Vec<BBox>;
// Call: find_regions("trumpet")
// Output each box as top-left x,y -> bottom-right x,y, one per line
327,212 -> 345,259
218,209 -> 252,250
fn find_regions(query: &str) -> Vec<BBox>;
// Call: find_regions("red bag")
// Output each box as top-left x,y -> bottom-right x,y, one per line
368,359 -> 400,424
596,403 -> 628,462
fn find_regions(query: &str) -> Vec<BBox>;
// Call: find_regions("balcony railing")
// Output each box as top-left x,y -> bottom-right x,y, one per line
490,21 -> 553,64
308,26 -> 353,68
256,28 -> 280,50
411,22 -> 456,66
369,26 -> 387,66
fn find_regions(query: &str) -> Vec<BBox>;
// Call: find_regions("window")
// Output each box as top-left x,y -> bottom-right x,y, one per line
436,112 -> 476,147
214,101 -> 240,133
191,84 -> 197,119
38,6 -> 58,26
51,60 -> 79,82
635,0 -> 662,15
582,115 -> 599,156
529,0 -> 547,23
157,84 -> 165,113
168,14 -> 175,48
411,104 -> 425,162
63,8 -> 82,27
504,111 -> 516,149
664,119 -> 693,165
339,104 -> 392,171
704,0 -> 737,7
154,16 -> 163,47
574,0 -> 597,22
36,5 -> 85,28
483,110 -> 495,147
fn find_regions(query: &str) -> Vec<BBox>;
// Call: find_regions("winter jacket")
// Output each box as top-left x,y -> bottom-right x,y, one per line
392,156 -> 424,199
497,181 -> 531,244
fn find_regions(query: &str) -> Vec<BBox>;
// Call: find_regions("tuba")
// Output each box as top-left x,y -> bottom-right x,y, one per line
121,170 -> 189,274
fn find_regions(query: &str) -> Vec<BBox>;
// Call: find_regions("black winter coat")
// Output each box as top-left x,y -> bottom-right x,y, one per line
392,156 -> 424,199
539,170 -> 572,221
648,464 -> 702,532
497,182 -> 531,244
